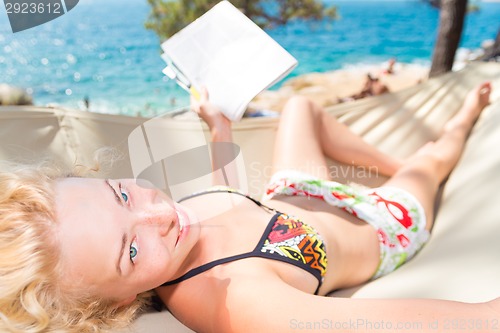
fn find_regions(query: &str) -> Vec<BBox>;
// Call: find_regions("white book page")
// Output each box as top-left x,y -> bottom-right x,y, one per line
161,1 -> 297,121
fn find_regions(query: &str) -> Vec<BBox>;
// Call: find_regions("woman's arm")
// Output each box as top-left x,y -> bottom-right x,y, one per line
219,277 -> 499,333
190,89 -> 240,187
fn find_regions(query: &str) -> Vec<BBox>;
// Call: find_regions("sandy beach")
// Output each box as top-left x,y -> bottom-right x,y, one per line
250,62 -> 430,113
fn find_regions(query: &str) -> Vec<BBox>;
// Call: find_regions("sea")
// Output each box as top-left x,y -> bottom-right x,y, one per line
1,0 -> 499,116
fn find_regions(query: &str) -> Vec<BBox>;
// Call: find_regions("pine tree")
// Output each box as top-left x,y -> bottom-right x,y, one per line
145,0 -> 337,39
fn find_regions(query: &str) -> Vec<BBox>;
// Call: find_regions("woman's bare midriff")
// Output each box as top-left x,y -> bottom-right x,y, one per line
159,191 -> 384,329
166,191 -> 382,300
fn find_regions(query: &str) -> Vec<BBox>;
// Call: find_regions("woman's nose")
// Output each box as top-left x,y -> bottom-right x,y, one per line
136,209 -> 174,237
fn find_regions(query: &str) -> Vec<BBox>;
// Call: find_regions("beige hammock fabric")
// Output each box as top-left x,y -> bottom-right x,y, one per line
1,62 -> 499,332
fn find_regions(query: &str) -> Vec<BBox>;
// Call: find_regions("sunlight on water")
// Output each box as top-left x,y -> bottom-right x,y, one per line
0,1 -> 499,116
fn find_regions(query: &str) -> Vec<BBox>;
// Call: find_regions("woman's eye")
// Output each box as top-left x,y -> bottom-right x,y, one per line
130,239 -> 138,263
118,183 -> 129,203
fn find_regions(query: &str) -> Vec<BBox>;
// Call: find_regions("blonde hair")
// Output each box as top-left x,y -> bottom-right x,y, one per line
0,159 -> 150,332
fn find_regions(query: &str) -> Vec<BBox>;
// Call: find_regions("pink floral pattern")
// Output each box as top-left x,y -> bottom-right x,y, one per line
264,170 -> 430,279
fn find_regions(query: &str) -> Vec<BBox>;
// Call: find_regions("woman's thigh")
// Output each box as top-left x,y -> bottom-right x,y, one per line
382,156 -> 440,231
272,96 -> 331,180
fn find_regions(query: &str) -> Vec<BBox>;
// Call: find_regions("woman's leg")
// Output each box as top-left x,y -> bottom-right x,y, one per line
383,82 -> 492,230
272,96 -> 402,179
272,96 -> 330,179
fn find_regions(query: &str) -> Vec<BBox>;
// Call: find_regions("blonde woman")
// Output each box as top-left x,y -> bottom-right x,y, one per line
1,83 -> 498,332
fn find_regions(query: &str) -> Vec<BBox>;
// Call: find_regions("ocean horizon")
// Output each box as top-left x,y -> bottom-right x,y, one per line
1,0 -> 499,116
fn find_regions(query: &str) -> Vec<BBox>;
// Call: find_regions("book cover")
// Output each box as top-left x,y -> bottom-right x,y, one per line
160,0 -> 298,121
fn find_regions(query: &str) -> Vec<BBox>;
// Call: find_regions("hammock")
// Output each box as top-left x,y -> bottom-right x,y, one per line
1,62 -> 499,332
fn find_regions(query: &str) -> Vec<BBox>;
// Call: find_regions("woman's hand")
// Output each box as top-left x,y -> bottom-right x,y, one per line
190,87 -> 231,130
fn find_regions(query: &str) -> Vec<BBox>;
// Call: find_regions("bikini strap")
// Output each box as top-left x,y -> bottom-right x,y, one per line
162,187 -> 279,287
162,252 -> 260,287
178,186 -> 277,214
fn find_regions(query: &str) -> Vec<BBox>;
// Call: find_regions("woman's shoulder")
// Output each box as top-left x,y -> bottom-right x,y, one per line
156,260 -> 283,329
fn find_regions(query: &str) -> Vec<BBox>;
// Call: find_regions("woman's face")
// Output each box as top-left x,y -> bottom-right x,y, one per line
54,177 -> 200,306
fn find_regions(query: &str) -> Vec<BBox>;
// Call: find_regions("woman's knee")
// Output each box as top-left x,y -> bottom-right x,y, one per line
282,95 -> 317,116
281,96 -> 324,130
409,146 -> 455,182
395,156 -> 443,191
284,94 -> 312,107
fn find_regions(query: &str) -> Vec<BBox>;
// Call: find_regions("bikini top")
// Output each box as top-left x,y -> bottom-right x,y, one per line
161,188 -> 328,294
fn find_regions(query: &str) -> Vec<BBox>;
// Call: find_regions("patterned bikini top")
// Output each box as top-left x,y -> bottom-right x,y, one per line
161,188 -> 328,294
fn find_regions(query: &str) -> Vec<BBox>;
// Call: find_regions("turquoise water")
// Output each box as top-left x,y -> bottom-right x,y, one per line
1,0 -> 499,116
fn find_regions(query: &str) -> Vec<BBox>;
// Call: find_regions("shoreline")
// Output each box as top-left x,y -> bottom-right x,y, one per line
2,57 -> 490,117
248,36 -> 497,114
250,62 -> 430,113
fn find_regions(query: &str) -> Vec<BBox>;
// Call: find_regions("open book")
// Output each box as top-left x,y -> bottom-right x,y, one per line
160,0 -> 298,121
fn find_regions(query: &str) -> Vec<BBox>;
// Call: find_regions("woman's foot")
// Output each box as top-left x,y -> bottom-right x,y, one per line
444,82 -> 492,134
406,82 -> 492,167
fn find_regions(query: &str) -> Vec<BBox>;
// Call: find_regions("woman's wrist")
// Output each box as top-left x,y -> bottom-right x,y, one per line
197,102 -> 230,128
210,116 -> 232,142
208,113 -> 231,130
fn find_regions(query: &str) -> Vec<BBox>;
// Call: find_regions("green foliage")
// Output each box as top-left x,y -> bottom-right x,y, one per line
145,0 -> 337,39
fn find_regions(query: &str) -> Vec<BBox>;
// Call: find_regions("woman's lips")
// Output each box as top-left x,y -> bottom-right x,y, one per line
174,206 -> 190,246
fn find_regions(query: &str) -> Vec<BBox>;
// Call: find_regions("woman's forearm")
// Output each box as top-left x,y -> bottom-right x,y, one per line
206,113 -> 240,187
209,115 -> 232,143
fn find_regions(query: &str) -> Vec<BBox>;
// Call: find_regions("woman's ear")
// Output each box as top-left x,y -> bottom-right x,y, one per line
115,295 -> 137,308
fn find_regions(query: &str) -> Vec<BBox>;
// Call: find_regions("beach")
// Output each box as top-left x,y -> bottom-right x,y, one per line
1,1 -> 499,116
250,62 -> 429,113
